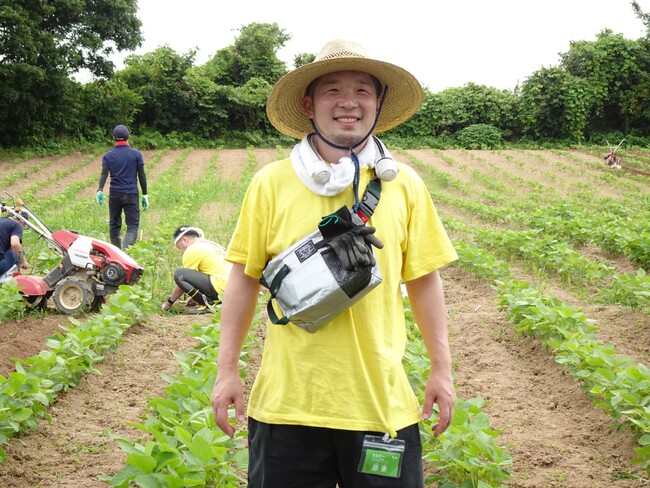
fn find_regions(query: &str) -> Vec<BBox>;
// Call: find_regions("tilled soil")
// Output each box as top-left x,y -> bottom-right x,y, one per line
0,148 -> 648,487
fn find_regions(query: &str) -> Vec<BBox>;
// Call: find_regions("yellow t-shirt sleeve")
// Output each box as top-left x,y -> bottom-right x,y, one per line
226,171 -> 271,279
401,169 -> 458,281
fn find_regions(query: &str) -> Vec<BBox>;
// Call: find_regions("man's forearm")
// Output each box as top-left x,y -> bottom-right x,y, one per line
217,264 -> 261,374
11,244 -> 25,265
169,285 -> 184,303
405,270 -> 452,370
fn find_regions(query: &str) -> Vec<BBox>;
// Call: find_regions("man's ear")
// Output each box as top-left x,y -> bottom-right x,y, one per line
302,96 -> 314,118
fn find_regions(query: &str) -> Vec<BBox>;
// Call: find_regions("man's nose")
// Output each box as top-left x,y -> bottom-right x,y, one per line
338,93 -> 359,108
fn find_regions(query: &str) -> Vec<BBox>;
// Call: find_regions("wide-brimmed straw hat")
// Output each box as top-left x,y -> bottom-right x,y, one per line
266,39 -> 424,139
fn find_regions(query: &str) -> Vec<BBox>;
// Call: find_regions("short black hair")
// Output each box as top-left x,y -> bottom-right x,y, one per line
173,226 -> 201,240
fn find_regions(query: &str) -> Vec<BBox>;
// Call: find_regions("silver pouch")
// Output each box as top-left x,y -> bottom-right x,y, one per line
261,228 -> 382,333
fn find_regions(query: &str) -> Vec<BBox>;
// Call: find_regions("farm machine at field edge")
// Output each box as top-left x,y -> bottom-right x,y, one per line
0,191 -> 144,314
604,138 -> 626,169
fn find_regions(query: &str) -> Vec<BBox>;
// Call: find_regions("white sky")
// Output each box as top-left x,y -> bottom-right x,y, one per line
109,0 -> 649,93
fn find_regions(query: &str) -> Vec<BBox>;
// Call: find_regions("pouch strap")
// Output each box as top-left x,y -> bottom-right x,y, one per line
356,178 -> 382,224
266,264 -> 291,325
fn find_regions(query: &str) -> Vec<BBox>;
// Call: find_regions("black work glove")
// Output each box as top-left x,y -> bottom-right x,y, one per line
327,226 -> 384,271
319,206 -> 356,238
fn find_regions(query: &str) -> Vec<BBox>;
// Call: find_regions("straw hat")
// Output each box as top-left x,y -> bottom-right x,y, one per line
266,39 -> 424,139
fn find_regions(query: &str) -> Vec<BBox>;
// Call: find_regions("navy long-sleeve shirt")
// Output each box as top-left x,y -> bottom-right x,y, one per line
98,142 -> 147,195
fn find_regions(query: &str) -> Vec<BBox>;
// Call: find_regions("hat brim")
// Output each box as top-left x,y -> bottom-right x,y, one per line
266,58 -> 424,139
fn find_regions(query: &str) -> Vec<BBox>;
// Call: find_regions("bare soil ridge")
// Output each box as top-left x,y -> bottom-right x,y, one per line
0,148 -> 647,487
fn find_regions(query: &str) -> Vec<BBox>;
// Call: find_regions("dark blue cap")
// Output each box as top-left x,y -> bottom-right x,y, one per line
112,125 -> 130,140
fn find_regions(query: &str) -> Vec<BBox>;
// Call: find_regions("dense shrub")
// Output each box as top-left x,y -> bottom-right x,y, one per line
455,124 -> 503,149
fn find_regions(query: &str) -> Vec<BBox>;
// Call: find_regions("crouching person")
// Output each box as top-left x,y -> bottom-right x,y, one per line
161,226 -> 231,315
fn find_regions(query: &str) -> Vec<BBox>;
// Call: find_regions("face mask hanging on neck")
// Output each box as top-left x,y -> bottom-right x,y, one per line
305,135 -> 399,183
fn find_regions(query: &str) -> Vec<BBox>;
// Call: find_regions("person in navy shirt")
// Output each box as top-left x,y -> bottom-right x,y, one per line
0,211 -> 29,276
96,125 -> 149,250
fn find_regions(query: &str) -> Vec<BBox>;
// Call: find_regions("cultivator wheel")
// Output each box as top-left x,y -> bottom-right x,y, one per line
53,277 -> 93,315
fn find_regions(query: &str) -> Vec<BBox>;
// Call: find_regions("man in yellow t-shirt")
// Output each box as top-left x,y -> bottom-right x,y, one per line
211,39 -> 458,487
161,226 -> 231,315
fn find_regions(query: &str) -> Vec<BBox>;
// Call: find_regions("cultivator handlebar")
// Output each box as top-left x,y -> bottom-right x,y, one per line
607,138 -> 627,155
1,191 -> 64,255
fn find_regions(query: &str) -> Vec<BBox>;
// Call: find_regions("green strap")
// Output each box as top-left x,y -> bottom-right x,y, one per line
266,264 -> 291,325
267,299 -> 289,325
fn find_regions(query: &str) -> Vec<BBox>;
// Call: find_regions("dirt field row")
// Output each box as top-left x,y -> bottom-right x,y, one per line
0,147 -> 648,487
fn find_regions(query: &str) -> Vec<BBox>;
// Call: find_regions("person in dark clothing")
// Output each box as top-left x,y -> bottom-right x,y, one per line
0,211 -> 29,277
96,124 -> 149,250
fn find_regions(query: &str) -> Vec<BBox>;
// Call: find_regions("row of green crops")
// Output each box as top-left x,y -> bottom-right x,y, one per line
1,147 -> 648,486
400,148 -> 649,480
0,286 -> 149,461
102,311 -> 258,487
455,240 -> 650,479
403,149 -> 650,311
445,218 -> 650,310
101,300 -> 514,488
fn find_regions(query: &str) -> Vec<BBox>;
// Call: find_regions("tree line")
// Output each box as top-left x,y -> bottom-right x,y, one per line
1,1 -> 649,149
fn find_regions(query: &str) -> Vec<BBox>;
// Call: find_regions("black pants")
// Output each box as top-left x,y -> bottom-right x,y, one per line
247,418 -> 424,488
173,268 -> 219,304
108,192 -> 140,249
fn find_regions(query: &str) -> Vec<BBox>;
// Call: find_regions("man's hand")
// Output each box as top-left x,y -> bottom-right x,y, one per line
327,226 -> 383,271
16,249 -> 28,270
96,190 -> 104,205
212,372 -> 246,437
161,296 -> 174,311
142,195 -> 149,211
422,370 -> 455,437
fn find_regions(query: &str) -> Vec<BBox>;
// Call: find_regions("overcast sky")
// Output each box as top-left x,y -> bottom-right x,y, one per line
110,0 -> 649,93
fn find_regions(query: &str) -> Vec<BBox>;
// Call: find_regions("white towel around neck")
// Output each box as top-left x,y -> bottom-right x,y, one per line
290,136 -> 390,196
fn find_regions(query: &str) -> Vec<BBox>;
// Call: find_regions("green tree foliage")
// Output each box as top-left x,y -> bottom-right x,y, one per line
203,22 -> 290,86
116,21 -> 290,139
116,47 -> 199,133
560,30 -> 650,135
0,65 -> 81,145
397,84 -> 519,139
0,0 -> 142,76
518,67 -> 597,141
0,0 -> 143,146
224,77 -> 274,136
79,79 -> 144,140
294,53 -> 316,68
632,1 -> 650,35
2,12 -> 650,148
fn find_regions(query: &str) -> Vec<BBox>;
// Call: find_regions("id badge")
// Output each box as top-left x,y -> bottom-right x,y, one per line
357,434 -> 405,478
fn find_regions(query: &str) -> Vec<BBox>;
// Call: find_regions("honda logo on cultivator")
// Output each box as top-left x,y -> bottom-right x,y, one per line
1,192 -> 144,314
